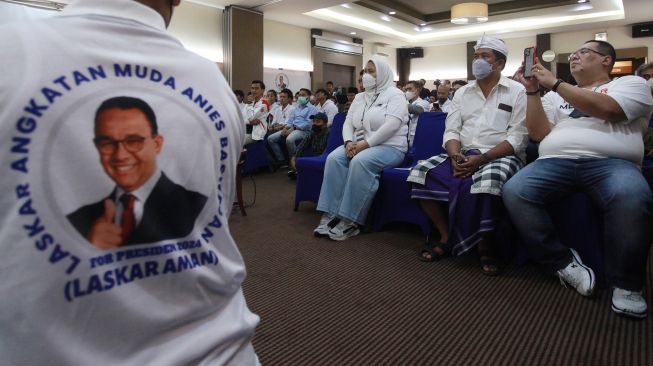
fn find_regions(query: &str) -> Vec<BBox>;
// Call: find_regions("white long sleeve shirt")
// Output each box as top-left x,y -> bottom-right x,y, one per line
443,76 -> 528,160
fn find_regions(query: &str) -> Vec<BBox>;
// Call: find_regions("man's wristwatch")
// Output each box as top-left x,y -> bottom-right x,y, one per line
551,79 -> 564,93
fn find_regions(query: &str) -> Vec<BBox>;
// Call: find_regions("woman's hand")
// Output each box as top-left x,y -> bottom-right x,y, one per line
345,141 -> 357,159
353,140 -> 370,156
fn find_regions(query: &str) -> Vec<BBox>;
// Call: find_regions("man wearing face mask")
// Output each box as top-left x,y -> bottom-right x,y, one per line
431,84 -> 452,113
267,88 -> 318,165
405,80 -> 432,148
407,36 -> 527,276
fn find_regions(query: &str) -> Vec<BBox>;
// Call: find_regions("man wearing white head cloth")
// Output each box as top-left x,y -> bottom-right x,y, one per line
406,35 -> 528,275
314,57 -> 408,241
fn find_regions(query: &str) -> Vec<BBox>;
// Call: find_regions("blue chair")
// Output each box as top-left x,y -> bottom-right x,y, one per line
243,139 -> 271,175
372,112 -> 447,234
293,112 -> 346,211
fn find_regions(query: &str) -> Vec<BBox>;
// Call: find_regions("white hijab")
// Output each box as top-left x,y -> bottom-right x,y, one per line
365,56 -> 395,96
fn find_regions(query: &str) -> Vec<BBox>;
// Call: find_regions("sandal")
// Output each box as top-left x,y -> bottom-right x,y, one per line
480,255 -> 503,276
418,236 -> 451,262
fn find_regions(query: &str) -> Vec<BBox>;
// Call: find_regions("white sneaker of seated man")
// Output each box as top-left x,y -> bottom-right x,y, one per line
612,288 -> 648,319
556,248 -> 596,297
328,219 -> 360,241
313,213 -> 339,237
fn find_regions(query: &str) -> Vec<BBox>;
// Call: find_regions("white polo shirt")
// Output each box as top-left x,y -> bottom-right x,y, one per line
316,99 -> 339,127
538,76 -> 653,164
408,97 -> 432,146
443,76 -> 528,160
0,1 -> 259,365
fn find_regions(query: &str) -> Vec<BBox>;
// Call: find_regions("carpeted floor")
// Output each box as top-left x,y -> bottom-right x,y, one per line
230,170 -> 653,366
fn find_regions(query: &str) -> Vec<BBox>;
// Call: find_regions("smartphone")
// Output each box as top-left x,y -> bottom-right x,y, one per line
523,47 -> 536,78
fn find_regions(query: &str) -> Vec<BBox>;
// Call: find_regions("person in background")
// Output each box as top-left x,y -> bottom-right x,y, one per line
405,80 -> 431,148
431,85 -> 452,113
287,112 -> 330,179
234,89 -> 247,117
451,80 -> 468,99
269,88 -> 295,134
314,57 -> 408,241
408,35 -> 527,276
343,87 -> 358,114
267,88 -> 318,166
326,81 -> 337,97
244,80 -> 269,146
315,88 -> 339,128
265,89 -> 281,129
504,40 -> 653,318
419,78 -> 431,99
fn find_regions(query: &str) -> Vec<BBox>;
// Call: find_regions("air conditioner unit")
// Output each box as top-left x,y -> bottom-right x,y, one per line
372,44 -> 391,57
312,35 -> 363,55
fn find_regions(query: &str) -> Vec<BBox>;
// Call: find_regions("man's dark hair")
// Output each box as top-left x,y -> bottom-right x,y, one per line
233,89 -> 244,99
280,88 -> 293,98
492,50 -> 507,64
300,88 -> 312,96
326,81 -> 334,86
95,96 -> 157,135
266,89 -> 277,99
585,40 -> 616,68
347,87 -> 358,94
251,80 -> 265,89
407,80 -> 421,89
315,88 -> 328,96
452,80 -> 467,87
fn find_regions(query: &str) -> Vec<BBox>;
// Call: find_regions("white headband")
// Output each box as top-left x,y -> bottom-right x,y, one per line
474,35 -> 508,56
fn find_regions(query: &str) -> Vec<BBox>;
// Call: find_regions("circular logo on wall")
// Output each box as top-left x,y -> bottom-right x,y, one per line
275,73 -> 289,91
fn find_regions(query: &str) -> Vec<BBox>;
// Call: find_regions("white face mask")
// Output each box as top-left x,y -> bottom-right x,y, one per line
647,78 -> 653,91
362,73 -> 377,91
472,59 -> 495,80
405,91 -> 416,100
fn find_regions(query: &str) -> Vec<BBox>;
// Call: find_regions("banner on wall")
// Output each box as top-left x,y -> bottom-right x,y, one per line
264,68 -> 311,93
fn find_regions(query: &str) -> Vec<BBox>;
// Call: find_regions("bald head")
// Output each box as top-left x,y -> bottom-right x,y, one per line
136,0 -> 181,27
437,85 -> 451,100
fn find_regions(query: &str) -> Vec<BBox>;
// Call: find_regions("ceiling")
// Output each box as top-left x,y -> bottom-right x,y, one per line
189,0 -> 651,47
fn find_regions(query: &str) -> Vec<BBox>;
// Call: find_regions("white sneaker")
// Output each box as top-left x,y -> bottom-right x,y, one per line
327,219 -> 360,241
313,213 -> 339,237
611,288 -> 647,319
556,248 -> 595,297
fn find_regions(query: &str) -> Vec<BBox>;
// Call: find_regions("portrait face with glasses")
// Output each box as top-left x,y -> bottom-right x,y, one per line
567,47 -> 607,62
94,107 -> 163,192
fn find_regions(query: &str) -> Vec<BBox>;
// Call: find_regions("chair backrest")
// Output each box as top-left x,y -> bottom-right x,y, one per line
324,112 -> 346,155
411,112 -> 447,162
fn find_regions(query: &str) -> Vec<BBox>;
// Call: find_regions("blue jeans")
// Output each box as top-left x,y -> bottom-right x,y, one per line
503,158 -> 653,290
317,145 -> 405,225
267,129 -> 310,161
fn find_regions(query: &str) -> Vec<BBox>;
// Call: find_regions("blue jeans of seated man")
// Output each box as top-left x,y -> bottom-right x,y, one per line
267,129 -> 310,162
502,158 -> 653,290
317,144 -> 405,225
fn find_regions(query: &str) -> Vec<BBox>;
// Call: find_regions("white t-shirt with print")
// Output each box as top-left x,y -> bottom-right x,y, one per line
539,76 -> 653,164
0,1 -> 259,365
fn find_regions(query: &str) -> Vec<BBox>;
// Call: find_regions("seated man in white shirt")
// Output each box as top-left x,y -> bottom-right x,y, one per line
504,40 -> 653,318
315,88 -> 339,128
244,80 -> 269,146
266,89 -> 281,126
404,80 -> 432,149
269,88 -> 295,134
407,36 -> 527,276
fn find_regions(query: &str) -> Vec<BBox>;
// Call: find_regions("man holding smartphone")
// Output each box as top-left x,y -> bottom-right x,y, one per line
504,40 -> 653,318
408,35 -> 527,276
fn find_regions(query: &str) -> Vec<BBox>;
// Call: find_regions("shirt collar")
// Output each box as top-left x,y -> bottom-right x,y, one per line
115,168 -> 162,204
61,0 -> 166,31
471,75 -> 512,90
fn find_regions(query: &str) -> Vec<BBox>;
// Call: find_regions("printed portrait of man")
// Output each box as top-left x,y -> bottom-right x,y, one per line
67,96 -> 208,249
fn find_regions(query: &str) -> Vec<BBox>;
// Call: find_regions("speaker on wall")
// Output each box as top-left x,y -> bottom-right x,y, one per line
398,47 -> 423,59
632,22 -> 653,38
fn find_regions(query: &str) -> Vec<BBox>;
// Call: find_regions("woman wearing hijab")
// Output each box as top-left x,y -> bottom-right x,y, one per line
314,57 -> 408,241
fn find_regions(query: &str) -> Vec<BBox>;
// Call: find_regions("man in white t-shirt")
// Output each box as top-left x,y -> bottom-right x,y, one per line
0,0 -> 260,364
314,88 -> 339,128
504,40 -> 653,319
268,88 -> 295,133
244,80 -> 269,145
404,80 -> 431,148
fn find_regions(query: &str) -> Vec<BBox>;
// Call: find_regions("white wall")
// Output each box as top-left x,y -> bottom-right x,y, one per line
551,25 -> 653,61
168,1 -> 223,62
410,43 -> 467,81
263,19 -> 313,71
363,41 -> 398,80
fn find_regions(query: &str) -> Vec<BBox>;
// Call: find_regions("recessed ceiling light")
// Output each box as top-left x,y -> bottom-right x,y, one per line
389,11 -> 396,15
420,23 -> 426,26
381,15 -> 391,21
350,31 -> 356,35
340,3 -> 351,8
577,0 -> 588,3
